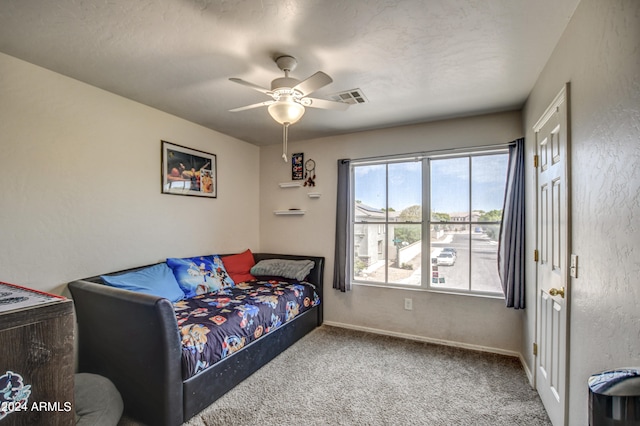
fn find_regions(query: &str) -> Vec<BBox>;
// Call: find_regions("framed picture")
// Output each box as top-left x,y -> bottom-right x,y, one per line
291,152 -> 304,180
161,140 -> 217,198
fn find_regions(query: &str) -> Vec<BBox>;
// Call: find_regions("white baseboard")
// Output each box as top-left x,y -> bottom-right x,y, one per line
520,353 -> 535,388
322,320 -> 522,359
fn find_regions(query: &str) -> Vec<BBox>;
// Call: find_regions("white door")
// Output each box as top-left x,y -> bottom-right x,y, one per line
535,84 -> 571,426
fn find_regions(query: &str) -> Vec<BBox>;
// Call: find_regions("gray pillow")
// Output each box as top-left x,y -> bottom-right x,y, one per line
75,373 -> 123,426
250,259 -> 314,281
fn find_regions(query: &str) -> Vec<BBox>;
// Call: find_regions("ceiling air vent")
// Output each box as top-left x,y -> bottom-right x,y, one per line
329,88 -> 368,105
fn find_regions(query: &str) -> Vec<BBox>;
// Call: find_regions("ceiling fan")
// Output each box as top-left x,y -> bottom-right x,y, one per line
229,55 -> 349,161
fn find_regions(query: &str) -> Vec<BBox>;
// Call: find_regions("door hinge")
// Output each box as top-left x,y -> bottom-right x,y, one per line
533,343 -> 538,356
534,154 -> 539,168
534,249 -> 539,262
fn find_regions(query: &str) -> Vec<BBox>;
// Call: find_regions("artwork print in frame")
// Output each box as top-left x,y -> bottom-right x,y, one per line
292,152 -> 304,180
161,140 -> 217,198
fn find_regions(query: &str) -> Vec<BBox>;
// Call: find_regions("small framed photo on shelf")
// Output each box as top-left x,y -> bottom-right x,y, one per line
291,152 -> 304,180
161,140 -> 217,198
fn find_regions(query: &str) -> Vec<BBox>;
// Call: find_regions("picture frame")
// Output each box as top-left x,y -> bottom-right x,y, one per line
291,152 -> 304,180
161,140 -> 217,198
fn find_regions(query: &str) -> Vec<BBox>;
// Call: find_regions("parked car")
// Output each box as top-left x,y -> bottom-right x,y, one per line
442,247 -> 457,258
436,252 -> 456,266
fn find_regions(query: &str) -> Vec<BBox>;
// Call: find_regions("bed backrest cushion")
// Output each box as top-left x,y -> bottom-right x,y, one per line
166,255 -> 235,298
220,249 -> 256,283
100,263 -> 185,302
250,258 -> 315,281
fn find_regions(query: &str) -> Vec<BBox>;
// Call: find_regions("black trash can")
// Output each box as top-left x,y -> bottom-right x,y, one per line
589,368 -> 640,425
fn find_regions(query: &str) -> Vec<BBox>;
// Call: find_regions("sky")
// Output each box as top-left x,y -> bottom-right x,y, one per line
354,154 -> 508,215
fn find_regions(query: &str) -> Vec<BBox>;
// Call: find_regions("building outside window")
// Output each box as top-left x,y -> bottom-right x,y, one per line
350,149 -> 508,296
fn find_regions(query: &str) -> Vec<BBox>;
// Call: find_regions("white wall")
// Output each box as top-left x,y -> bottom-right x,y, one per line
0,52 -> 260,294
522,0 -> 640,424
259,111 -> 526,355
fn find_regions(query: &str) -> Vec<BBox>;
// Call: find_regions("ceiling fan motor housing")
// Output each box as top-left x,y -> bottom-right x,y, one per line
271,77 -> 301,92
271,55 -> 303,94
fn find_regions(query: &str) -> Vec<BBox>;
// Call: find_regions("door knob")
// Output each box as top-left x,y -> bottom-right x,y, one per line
549,287 -> 565,298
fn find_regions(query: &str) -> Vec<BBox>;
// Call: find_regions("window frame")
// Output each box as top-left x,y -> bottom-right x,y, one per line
349,146 -> 509,298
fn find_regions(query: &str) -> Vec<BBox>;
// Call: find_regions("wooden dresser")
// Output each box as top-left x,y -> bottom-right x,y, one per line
0,282 -> 75,426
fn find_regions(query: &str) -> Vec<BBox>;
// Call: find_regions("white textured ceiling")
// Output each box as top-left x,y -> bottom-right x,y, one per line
0,0 -> 580,146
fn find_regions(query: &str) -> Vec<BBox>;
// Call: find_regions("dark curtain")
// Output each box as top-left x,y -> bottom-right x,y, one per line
333,159 -> 351,292
498,138 -> 525,308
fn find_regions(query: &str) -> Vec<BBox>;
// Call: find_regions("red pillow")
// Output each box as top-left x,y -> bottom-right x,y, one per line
221,249 -> 256,283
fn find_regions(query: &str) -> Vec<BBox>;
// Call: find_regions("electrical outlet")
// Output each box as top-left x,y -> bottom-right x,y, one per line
404,298 -> 413,311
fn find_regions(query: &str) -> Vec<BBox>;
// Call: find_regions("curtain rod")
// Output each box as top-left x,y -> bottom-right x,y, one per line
348,141 -> 514,165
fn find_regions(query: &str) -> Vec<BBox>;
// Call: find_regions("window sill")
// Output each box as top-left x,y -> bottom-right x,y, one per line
351,281 -> 505,300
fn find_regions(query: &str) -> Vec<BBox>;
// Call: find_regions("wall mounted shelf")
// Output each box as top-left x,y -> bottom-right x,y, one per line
307,192 -> 321,198
278,182 -> 302,188
273,210 -> 306,215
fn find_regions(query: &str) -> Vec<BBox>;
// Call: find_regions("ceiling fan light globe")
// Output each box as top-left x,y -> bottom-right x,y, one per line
268,100 -> 305,125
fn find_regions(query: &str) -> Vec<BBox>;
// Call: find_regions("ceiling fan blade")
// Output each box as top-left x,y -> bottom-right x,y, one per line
229,100 -> 275,112
301,97 -> 349,111
293,71 -> 333,96
229,78 -> 272,95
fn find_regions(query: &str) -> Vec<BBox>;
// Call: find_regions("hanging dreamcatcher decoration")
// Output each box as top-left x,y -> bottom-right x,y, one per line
303,159 -> 316,187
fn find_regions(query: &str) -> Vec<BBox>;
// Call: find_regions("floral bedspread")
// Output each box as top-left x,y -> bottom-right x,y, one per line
174,278 -> 320,379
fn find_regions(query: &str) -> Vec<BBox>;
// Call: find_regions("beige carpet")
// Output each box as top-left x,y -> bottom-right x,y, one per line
120,325 -> 550,426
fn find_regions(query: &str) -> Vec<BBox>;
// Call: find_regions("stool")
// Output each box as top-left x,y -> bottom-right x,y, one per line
75,373 -> 124,426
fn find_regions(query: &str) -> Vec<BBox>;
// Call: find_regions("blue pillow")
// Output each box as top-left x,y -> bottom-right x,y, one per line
101,263 -> 184,302
166,255 -> 235,298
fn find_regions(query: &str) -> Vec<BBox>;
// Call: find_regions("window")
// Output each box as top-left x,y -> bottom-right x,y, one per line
350,149 -> 508,296
353,161 -> 422,285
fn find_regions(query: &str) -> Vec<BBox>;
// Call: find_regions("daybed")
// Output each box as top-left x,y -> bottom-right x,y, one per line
68,252 -> 324,426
